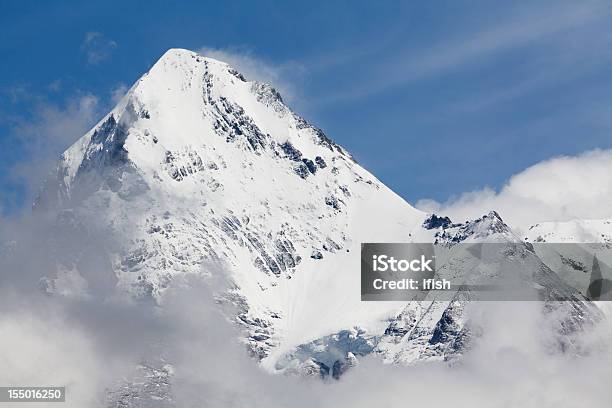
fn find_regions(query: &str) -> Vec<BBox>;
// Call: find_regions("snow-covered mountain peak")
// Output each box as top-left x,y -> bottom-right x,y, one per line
34,48 -> 600,377
425,211 -> 518,245
37,48 -> 436,367
153,47 -> 227,68
52,47 -> 361,204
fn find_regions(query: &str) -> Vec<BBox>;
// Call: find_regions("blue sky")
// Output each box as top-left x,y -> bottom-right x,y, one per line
2,0 -> 612,214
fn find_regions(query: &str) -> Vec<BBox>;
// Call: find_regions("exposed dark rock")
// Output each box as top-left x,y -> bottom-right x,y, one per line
315,156 -> 327,168
323,238 -> 341,252
228,68 -> 246,81
429,303 -> 463,345
332,353 -> 358,379
280,141 -> 302,161
423,214 -> 452,230
302,158 -> 317,174
293,162 -> 310,179
84,114 -> 129,169
213,96 -> 268,153
311,250 -> 323,260
325,195 -> 340,210
560,255 -> 587,272
339,185 -> 351,197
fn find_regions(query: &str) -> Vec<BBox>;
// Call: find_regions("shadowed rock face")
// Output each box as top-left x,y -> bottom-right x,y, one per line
423,214 -> 452,230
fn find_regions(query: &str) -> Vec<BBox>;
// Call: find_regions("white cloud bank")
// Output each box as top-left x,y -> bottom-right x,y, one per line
416,149 -> 612,227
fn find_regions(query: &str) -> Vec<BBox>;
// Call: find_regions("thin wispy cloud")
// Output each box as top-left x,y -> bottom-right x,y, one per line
198,45 -> 306,103
82,31 -> 117,65
47,79 -> 62,92
312,1 -> 612,105
0,90 -> 102,214
109,83 -> 128,104
199,2 -> 612,114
